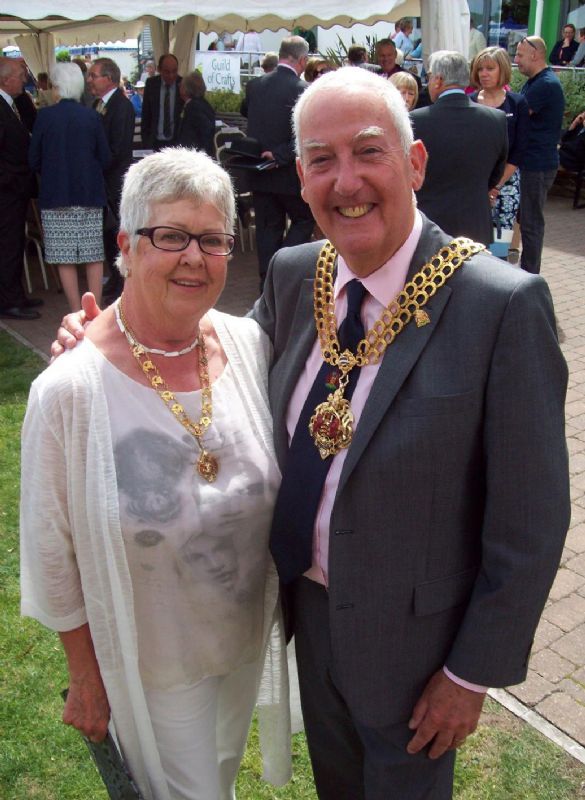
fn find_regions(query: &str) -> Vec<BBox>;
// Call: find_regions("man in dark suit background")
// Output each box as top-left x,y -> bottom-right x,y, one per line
0,57 -> 42,320
87,57 -> 135,301
241,36 -> 314,290
411,50 -> 508,246
140,54 -> 184,150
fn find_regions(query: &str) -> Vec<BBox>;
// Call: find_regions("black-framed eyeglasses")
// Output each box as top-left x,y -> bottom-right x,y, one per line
520,37 -> 537,50
136,226 -> 235,256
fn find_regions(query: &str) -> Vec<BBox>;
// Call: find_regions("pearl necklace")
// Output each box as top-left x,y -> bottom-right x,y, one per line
114,297 -> 199,357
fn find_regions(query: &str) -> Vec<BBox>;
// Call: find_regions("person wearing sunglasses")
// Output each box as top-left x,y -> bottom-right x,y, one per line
514,36 -> 564,274
20,148 -> 291,799
303,56 -> 332,82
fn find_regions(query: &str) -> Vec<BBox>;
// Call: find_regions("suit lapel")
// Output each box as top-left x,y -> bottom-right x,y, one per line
337,219 -> 454,494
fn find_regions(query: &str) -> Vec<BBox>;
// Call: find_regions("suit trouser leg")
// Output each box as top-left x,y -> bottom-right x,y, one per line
0,194 -> 28,309
519,169 -> 556,274
280,193 -> 315,249
293,577 -> 456,800
252,191 -> 287,287
103,191 -> 124,297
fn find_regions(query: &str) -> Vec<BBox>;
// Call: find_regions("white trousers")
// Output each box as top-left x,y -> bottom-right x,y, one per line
144,659 -> 261,800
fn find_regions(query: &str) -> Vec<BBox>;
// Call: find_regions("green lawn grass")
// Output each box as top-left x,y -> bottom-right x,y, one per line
2,329 -> 585,799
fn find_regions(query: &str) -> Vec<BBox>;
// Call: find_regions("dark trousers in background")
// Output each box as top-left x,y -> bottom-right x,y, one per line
102,198 -> 124,300
253,191 -> 314,289
293,577 -> 456,800
519,169 -> 557,274
0,194 -> 28,309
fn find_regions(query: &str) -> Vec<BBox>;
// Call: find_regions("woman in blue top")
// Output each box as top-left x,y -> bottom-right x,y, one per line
29,62 -> 111,310
470,46 -> 529,258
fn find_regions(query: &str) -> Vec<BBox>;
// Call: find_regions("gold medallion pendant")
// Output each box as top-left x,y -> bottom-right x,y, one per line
197,450 -> 219,482
309,237 -> 485,458
117,297 -> 220,481
309,390 -> 354,460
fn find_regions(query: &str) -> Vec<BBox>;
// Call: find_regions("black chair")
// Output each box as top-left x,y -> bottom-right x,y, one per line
217,146 -> 256,251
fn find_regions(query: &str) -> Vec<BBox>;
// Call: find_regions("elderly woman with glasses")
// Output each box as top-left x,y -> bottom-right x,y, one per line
20,148 -> 290,800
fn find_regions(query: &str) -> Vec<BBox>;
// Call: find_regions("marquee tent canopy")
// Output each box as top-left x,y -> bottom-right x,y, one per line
1,0 -> 469,81
0,0 -> 419,47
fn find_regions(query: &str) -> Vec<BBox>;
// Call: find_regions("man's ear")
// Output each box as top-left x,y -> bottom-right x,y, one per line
296,156 -> 307,200
410,140 -> 427,192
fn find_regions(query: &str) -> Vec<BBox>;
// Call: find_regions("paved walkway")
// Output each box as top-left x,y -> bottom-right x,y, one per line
3,194 -> 585,760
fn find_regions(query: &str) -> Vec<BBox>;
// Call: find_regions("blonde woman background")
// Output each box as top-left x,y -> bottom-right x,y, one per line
470,46 -> 529,258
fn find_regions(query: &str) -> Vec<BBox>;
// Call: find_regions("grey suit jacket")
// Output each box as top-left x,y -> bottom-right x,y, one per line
252,216 -> 570,726
411,94 -> 508,246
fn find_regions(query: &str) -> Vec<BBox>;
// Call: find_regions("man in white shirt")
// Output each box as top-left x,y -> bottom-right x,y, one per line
468,19 -> 487,62
235,30 -> 263,67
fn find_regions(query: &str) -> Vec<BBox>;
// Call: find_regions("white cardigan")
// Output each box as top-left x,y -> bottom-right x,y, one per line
20,310 -> 291,798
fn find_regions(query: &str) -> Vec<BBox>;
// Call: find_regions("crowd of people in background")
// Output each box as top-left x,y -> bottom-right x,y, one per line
1,18 -> 584,313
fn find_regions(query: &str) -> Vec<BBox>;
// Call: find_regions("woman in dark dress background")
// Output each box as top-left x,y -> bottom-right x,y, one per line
177,72 -> 216,158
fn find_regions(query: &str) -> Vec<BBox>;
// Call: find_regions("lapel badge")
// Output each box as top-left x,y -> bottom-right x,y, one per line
414,309 -> 430,328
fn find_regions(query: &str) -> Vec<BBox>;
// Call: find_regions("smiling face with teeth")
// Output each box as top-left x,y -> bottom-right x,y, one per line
118,199 -> 229,346
296,85 -> 427,277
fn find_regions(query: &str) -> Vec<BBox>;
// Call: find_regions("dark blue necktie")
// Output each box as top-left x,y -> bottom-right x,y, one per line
270,279 -> 367,584
163,85 -> 171,138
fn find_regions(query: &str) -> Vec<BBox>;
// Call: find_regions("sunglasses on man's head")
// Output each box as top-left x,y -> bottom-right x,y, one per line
520,37 -> 537,50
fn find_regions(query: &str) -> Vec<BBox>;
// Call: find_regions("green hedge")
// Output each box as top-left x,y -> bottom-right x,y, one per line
206,89 -> 246,113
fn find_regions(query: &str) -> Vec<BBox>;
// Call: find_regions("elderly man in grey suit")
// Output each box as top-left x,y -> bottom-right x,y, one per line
54,67 -> 569,800
253,67 -> 568,799
411,50 -> 508,247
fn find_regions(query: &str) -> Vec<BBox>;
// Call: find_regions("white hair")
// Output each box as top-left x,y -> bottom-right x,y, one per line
116,148 -> 236,275
50,62 -> 85,101
428,50 -> 470,87
293,66 -> 414,160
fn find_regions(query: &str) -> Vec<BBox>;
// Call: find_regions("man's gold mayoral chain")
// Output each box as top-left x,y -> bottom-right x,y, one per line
310,237 -> 485,460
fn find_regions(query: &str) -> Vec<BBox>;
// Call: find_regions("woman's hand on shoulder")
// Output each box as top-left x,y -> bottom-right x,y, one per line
50,292 -> 103,361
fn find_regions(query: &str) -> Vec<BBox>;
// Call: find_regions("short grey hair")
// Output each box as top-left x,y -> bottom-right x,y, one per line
0,56 -> 21,81
279,36 -> 309,62
116,148 -> 236,275
428,50 -> 470,88
181,71 -> 207,98
293,66 -> 413,160
50,62 -> 84,101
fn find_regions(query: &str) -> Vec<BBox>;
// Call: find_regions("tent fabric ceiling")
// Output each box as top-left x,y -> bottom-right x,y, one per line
0,0 -> 420,46
0,17 -> 144,48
